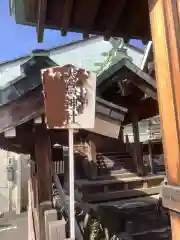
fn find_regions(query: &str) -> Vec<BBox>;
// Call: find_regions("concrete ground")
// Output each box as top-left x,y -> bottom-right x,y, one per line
0,212 -> 28,240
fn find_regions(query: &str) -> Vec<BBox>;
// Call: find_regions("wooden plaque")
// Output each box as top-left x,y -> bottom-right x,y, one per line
41,65 -> 96,129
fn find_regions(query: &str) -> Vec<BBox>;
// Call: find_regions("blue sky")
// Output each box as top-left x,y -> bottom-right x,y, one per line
0,0 -> 144,61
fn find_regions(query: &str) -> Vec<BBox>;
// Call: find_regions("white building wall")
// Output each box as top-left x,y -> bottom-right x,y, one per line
0,150 -> 9,212
0,150 -> 30,213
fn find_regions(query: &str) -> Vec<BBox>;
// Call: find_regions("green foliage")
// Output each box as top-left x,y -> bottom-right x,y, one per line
101,52 -> 110,57
84,216 -> 105,240
94,62 -> 104,66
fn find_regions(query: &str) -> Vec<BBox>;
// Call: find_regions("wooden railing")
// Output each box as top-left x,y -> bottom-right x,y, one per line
53,161 -> 64,174
147,124 -> 161,141
28,159 -> 70,240
28,178 -> 70,240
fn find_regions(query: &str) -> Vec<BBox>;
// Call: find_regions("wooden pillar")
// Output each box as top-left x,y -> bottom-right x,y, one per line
34,126 -> 52,240
149,0 -> 180,239
131,109 -> 144,175
34,126 -> 52,204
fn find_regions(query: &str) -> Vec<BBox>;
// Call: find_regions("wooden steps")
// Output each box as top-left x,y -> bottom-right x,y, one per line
74,149 -> 166,203
95,171 -> 138,180
75,174 -> 165,187
75,174 -> 164,202
96,151 -> 137,176
93,195 -> 170,240
82,186 -> 161,202
133,228 -> 170,240
74,147 -> 137,179
92,194 -> 160,209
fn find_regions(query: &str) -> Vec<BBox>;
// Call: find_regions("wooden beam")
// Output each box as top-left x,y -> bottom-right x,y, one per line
148,0 -> 180,239
34,126 -> 53,240
104,0 -> 126,41
37,0 -> 47,43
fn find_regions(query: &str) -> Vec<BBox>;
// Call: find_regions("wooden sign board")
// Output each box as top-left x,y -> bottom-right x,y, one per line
41,65 -> 96,129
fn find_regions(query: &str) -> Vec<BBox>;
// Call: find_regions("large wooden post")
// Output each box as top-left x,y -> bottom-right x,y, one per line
34,126 -> 53,239
35,126 -> 52,203
149,0 -> 180,239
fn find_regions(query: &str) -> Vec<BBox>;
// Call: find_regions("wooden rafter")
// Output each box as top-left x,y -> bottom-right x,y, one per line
82,0 -> 102,39
104,0 -> 126,41
13,0 -> 152,40
83,32 -> 89,40
61,0 -> 74,35
37,0 -> 47,43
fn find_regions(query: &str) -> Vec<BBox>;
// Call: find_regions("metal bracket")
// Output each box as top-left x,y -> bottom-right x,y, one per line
161,184 -> 180,213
